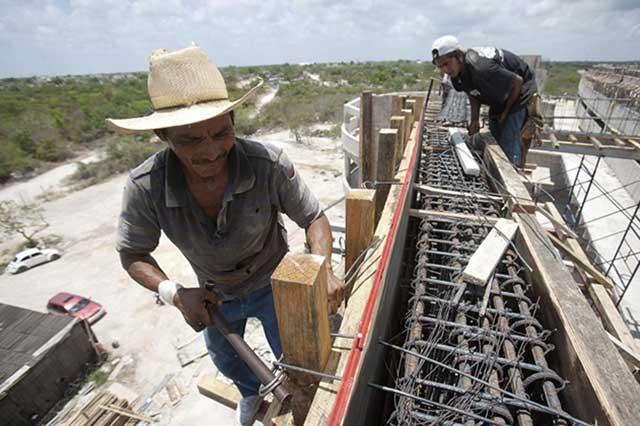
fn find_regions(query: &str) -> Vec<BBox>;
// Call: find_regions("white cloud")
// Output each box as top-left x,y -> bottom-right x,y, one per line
0,0 -> 638,77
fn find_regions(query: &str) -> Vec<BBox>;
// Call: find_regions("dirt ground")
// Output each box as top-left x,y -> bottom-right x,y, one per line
0,131 -> 345,425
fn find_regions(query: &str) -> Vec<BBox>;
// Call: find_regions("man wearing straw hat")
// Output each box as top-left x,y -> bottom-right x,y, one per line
107,45 -> 343,425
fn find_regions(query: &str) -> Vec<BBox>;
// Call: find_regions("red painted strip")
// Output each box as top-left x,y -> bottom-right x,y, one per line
327,112 -> 423,426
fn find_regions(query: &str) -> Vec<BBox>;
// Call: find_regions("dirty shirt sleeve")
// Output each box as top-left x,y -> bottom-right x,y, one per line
472,57 -> 517,105
273,150 -> 323,229
116,177 -> 161,253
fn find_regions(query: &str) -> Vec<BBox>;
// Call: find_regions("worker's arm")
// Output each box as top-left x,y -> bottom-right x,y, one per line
468,96 -> 481,135
499,75 -> 523,122
119,251 -> 217,329
306,214 -> 344,314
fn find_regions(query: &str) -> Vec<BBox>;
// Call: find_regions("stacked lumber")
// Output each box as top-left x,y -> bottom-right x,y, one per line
61,390 -> 152,426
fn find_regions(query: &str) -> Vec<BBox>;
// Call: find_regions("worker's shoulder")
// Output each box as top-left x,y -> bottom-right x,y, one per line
237,138 -> 284,164
129,148 -> 169,182
466,47 -> 501,69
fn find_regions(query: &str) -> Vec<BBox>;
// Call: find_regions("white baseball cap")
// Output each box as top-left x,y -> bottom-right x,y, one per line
431,35 -> 461,63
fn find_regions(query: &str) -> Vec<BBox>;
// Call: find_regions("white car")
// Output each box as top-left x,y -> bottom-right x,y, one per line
5,247 -> 62,274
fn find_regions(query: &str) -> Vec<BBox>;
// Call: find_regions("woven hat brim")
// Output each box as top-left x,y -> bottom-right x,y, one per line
106,80 -> 263,134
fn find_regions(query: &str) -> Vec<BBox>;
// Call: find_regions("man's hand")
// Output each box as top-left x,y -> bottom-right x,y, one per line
326,270 -> 345,315
498,110 -> 509,123
468,120 -> 480,136
174,287 -> 220,332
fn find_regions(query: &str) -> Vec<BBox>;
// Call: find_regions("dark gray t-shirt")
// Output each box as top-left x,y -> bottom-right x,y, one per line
116,138 -> 323,300
451,47 -> 537,115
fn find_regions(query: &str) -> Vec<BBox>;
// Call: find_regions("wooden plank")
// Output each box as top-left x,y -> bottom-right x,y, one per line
448,127 -> 480,176
400,108 -> 413,148
547,233 -> 614,289
482,140 -> 536,213
345,189 -> 376,278
390,116 -> 406,169
98,405 -> 154,423
462,218 -> 519,286
627,138 -> 640,152
305,120 -> 421,426
409,208 -> 500,225
197,376 -> 242,407
197,375 -> 272,422
589,136 -> 603,150
549,132 -> 560,149
513,212 -> 640,426
375,128 -> 398,223
536,140 -> 638,160
536,205 -> 579,240
359,91 -> 373,186
613,137 -> 627,147
272,254 -> 331,424
608,333 -> 640,378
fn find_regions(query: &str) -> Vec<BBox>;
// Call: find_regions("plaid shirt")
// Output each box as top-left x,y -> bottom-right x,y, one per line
116,138 -> 322,300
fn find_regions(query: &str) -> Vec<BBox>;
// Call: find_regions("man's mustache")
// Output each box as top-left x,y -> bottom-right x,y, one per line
192,150 -> 228,165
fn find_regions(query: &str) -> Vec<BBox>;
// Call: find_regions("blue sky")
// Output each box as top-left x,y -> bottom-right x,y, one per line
1,0 -> 639,77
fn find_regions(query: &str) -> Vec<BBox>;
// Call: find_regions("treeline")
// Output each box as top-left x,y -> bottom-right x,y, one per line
1,60 -> 585,183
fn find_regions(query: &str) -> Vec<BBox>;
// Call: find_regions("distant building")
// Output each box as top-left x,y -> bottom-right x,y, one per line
0,304 -> 101,426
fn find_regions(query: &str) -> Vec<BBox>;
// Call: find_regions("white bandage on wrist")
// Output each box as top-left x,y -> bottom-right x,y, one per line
158,280 -> 181,306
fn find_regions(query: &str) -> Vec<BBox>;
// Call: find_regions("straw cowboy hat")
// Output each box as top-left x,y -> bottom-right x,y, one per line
106,44 -> 262,134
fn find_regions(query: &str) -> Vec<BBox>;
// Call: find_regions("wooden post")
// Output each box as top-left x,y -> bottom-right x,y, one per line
391,95 -> 403,118
359,91 -> 373,186
375,129 -> 398,224
271,254 -> 331,425
401,108 -> 413,148
390,116 -> 406,169
345,189 -> 376,275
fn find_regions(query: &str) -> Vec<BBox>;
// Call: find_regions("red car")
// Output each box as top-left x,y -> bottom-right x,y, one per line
47,292 -> 105,324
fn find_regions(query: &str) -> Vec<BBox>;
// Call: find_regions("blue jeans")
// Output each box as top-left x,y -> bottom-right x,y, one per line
203,284 -> 282,397
489,106 -> 527,166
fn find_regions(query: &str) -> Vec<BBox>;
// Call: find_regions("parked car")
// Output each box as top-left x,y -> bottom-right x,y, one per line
47,292 -> 105,324
4,247 -> 62,274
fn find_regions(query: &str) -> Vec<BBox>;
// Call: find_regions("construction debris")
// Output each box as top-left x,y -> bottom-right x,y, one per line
60,390 -> 147,425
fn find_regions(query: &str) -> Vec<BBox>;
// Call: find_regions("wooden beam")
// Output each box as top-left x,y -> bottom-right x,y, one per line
448,128 -> 480,176
272,254 -> 331,424
359,91 -> 373,185
536,205 -> 579,240
613,137 -> 627,147
547,233 -> 614,289
568,133 -> 578,142
345,189 -> 376,277
390,116 -> 406,169
589,136 -> 603,150
627,138 -> 640,152
549,132 -> 560,149
462,219 -> 518,286
198,375 -> 272,420
198,375 -> 242,407
400,108 -> 413,148
482,140 -> 536,213
375,129 -> 398,223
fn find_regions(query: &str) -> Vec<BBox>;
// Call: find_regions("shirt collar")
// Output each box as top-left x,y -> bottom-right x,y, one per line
164,139 -> 256,208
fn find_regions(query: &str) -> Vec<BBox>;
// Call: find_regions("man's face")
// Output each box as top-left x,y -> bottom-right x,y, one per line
435,53 -> 463,78
162,114 -> 236,180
